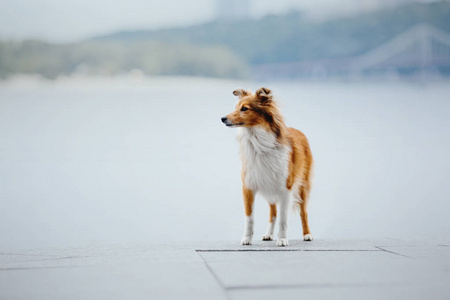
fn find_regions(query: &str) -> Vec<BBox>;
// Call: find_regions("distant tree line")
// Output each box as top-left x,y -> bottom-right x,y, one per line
0,40 -> 248,79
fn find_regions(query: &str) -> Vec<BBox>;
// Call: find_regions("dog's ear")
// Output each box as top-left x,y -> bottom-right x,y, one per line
232,89 -> 250,98
255,87 -> 272,103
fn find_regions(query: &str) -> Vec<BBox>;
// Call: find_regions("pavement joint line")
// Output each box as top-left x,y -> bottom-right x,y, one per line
16,255 -> 93,263
196,251 -> 232,300
196,249 -> 382,252
374,246 -> 414,258
225,282 -> 399,291
0,253 -> 61,257
0,265 -> 83,271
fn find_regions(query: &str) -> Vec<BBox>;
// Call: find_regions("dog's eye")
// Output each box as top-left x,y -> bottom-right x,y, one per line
241,106 -> 248,112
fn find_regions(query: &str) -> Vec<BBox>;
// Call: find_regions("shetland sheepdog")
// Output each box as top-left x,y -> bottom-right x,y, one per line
221,87 -> 313,246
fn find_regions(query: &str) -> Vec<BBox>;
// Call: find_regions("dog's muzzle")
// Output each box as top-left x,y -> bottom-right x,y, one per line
221,116 -> 243,127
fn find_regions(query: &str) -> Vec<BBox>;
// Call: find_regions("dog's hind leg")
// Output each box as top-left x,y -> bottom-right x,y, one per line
262,204 -> 277,241
299,186 -> 313,241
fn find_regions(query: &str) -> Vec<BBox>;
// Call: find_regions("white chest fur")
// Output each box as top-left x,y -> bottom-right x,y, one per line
237,127 -> 290,201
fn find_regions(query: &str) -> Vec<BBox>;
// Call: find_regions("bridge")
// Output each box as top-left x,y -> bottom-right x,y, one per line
252,23 -> 450,79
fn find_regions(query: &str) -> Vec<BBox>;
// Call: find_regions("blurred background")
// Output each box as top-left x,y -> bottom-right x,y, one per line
1,0 -> 449,250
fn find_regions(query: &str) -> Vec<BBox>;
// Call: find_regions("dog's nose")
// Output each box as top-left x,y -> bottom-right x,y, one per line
221,116 -> 228,123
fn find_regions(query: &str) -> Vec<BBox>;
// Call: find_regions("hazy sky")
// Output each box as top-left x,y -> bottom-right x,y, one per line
0,0 -> 426,42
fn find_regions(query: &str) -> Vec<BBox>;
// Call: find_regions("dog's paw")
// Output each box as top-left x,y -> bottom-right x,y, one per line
276,238 -> 289,247
262,234 -> 273,241
241,236 -> 253,245
303,234 -> 313,241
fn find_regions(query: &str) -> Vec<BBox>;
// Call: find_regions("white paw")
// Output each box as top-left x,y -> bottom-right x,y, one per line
262,234 -> 273,241
241,236 -> 253,245
303,234 -> 313,241
276,238 -> 289,246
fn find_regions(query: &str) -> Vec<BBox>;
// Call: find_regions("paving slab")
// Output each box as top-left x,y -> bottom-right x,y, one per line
198,250 -> 444,287
0,244 -> 202,270
0,244 -> 227,300
195,238 -> 398,251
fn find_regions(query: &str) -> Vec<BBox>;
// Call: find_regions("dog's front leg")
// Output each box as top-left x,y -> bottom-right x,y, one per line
276,192 -> 290,246
241,186 -> 254,245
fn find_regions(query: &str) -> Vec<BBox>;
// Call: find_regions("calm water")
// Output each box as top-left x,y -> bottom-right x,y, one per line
1,77 -> 450,250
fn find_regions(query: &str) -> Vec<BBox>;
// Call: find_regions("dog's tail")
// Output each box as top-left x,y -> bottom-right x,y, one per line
292,160 -> 313,211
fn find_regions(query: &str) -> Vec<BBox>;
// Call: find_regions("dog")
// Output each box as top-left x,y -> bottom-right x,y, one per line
221,87 -> 313,246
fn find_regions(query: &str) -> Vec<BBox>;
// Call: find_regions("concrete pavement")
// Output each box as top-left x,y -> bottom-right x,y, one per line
1,238 -> 449,299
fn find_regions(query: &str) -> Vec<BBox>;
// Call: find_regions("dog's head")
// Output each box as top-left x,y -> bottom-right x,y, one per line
221,87 -> 275,128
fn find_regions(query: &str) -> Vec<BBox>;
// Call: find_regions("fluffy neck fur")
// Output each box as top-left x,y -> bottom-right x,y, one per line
237,126 -> 291,197
238,127 -> 280,154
